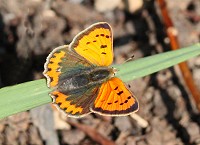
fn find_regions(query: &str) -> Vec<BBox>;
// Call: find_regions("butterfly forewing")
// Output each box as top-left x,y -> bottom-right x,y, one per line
44,45 -> 93,88
43,46 -> 66,88
70,22 -> 113,66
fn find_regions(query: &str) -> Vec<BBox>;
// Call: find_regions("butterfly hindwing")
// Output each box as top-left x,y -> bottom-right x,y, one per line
70,22 -> 113,66
51,85 -> 99,117
91,77 -> 139,116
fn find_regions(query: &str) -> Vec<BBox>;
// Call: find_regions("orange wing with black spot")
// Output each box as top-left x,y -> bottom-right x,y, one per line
43,45 -> 92,88
91,77 -> 139,116
43,45 -> 96,117
70,22 -> 113,66
51,84 -> 99,117
43,45 -> 66,88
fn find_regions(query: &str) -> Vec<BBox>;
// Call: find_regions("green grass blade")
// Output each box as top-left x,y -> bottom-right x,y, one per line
0,79 -> 51,119
0,43 -> 200,119
114,43 -> 200,82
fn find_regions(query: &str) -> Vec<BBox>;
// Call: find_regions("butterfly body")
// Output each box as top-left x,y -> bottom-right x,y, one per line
58,66 -> 115,95
44,22 -> 139,117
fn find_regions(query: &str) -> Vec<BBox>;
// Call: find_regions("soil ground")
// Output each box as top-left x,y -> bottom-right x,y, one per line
0,0 -> 200,145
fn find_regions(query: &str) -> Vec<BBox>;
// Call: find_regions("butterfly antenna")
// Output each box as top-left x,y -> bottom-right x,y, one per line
124,54 -> 135,63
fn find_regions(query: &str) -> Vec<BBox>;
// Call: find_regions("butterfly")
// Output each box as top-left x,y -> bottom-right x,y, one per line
43,22 -> 139,117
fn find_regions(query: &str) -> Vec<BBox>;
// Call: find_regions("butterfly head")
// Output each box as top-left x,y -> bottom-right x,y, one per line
111,67 -> 118,75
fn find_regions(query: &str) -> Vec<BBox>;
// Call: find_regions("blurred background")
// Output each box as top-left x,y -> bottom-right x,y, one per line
0,0 -> 200,145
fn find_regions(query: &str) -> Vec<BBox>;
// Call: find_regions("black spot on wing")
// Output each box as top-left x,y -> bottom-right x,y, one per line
58,62 -> 63,66
117,91 -> 123,96
47,68 -> 52,71
101,52 -> 106,55
49,61 -> 54,64
53,94 -> 58,98
100,45 -> 107,48
114,86 -> 118,90
51,55 -> 56,59
49,76 -> 53,82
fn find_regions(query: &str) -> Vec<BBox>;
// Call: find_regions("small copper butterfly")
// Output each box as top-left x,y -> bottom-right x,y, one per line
43,22 -> 139,117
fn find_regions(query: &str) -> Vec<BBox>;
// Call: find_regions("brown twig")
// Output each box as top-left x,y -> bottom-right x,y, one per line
67,119 -> 115,145
157,0 -> 200,111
